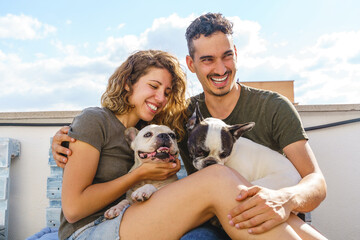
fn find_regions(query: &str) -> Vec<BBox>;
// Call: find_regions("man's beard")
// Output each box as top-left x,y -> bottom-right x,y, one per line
210,89 -> 231,97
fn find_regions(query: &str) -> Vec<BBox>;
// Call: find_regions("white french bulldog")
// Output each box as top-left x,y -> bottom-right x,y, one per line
187,103 -> 301,190
105,124 -> 179,219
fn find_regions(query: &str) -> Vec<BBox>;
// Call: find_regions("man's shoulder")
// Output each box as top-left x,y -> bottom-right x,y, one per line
241,84 -> 281,99
240,84 -> 291,108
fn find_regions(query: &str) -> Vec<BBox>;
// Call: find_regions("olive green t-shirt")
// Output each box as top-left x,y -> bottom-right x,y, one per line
59,107 -> 134,240
179,83 -> 308,175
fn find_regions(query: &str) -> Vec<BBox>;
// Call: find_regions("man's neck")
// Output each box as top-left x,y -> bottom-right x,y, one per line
204,83 -> 241,120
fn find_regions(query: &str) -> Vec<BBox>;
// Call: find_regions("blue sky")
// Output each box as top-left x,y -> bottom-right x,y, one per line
1,0 -> 360,112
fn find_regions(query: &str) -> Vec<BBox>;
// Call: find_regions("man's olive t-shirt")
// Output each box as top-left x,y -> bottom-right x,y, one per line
59,107 -> 134,240
179,83 -> 308,175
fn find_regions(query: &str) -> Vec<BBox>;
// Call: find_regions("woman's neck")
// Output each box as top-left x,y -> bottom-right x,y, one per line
115,113 -> 139,128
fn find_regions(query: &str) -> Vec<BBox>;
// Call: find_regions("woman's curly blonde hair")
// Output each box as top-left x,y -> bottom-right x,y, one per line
101,50 -> 188,140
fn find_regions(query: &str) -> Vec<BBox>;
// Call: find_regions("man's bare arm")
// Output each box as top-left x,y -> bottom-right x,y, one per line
228,140 -> 327,234
282,140 -> 327,212
51,126 -> 76,168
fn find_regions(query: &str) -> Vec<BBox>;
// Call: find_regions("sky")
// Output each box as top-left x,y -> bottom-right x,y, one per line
1,0 -> 360,112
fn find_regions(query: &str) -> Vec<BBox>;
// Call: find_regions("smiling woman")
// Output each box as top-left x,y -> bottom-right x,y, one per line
100,50 -> 188,139
56,49 -> 189,240
126,67 -> 173,123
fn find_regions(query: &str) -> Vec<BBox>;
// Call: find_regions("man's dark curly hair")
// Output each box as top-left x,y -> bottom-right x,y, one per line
185,13 -> 233,58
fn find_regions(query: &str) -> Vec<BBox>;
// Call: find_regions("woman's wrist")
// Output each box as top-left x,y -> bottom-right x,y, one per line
128,166 -> 145,183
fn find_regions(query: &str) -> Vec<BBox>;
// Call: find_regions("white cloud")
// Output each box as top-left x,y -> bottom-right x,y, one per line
117,23 -> 125,29
235,29 -> 360,104
97,35 -> 143,54
97,13 -> 193,59
0,14 -> 56,40
1,14 -> 360,112
293,31 -> 360,104
106,23 -> 125,31
0,46 -> 111,112
0,49 -> 6,60
0,14 -> 197,112
274,41 -> 288,48
148,13 -> 193,31
310,31 -> 360,60
51,40 -> 78,55
35,53 -> 46,58
230,16 -> 267,55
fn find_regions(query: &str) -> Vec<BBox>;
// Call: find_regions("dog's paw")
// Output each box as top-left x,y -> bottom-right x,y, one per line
131,184 -> 157,202
104,199 -> 130,219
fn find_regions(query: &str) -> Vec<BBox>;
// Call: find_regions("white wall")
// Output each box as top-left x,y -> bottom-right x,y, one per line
0,126 -> 59,240
0,105 -> 359,240
299,109 -> 360,240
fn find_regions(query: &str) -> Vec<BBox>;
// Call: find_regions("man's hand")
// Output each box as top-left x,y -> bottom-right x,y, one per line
228,185 -> 294,234
51,126 -> 75,168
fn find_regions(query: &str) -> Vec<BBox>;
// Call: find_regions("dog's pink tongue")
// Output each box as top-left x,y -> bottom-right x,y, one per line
158,147 -> 169,152
139,147 -> 173,160
155,147 -> 174,160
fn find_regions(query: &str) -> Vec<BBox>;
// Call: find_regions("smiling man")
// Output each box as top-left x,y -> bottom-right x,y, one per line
186,31 -> 239,121
178,12 -> 327,239
187,32 -> 237,97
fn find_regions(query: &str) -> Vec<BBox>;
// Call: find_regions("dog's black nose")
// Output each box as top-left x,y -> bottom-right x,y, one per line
158,133 -> 170,140
204,159 -> 217,167
157,133 -> 171,147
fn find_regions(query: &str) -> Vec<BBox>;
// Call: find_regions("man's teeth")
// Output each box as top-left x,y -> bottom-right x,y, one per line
147,103 -> 158,111
211,75 -> 227,82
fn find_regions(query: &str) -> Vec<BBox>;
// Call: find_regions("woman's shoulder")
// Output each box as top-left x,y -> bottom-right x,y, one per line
71,107 -> 117,130
69,107 -> 118,149
78,107 -> 112,120
80,106 -> 107,115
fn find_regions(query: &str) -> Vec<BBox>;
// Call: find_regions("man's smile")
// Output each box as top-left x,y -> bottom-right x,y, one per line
208,71 -> 231,88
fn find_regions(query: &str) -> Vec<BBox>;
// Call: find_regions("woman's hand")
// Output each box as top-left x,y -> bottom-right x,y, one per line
133,158 -> 181,181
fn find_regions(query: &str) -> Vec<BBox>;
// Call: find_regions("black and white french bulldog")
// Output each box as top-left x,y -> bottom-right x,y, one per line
105,124 -> 179,219
187,103 -> 301,190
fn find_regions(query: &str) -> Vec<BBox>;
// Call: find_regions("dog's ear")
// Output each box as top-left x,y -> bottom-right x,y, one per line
186,102 -> 204,131
195,102 -> 204,122
124,127 -> 139,145
186,111 -> 197,131
228,122 -> 255,140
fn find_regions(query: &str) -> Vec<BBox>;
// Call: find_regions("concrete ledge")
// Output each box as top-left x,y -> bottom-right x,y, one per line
296,104 -> 360,112
0,104 -> 359,124
0,111 -> 80,124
